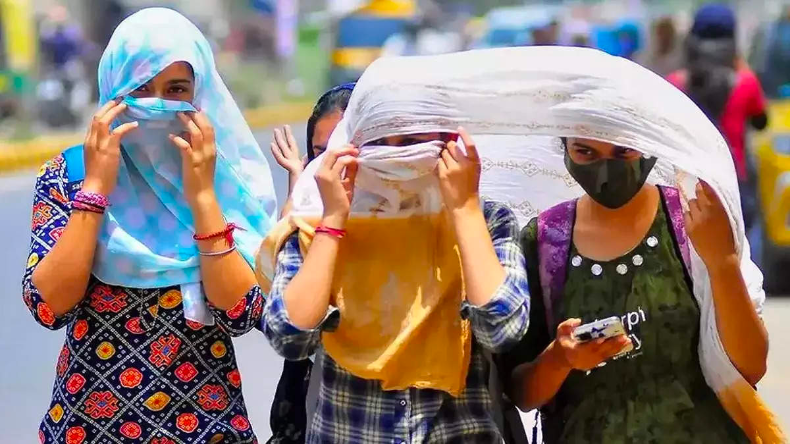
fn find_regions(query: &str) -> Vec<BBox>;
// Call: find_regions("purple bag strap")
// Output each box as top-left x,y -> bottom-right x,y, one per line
537,199 -> 577,337
657,185 -> 692,272
536,186 -> 690,337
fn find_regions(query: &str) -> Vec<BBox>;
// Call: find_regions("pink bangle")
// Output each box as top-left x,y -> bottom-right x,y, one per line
74,190 -> 109,210
73,200 -> 105,214
315,225 -> 346,239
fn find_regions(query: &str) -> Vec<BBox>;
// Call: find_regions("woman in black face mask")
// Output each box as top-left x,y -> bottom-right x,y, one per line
496,136 -> 768,443
563,137 -> 657,209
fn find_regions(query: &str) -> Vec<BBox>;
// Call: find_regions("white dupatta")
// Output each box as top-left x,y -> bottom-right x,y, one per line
282,46 -> 784,442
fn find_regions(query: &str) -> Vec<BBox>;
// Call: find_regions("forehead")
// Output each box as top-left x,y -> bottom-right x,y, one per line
147,61 -> 193,82
567,138 -> 615,149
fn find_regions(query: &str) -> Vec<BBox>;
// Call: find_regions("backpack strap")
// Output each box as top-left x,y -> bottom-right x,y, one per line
657,185 -> 692,273
536,189 -> 691,335
536,199 -> 577,336
63,144 -> 85,200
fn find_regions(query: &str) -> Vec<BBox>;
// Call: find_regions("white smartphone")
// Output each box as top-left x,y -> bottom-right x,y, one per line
572,316 -> 634,364
572,316 -> 627,342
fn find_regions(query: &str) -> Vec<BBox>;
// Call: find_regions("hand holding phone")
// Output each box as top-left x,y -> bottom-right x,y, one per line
553,318 -> 632,372
572,316 -> 627,341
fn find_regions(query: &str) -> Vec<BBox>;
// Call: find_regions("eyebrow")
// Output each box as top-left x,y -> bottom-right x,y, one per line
167,79 -> 193,85
570,142 -> 597,150
571,142 -> 634,152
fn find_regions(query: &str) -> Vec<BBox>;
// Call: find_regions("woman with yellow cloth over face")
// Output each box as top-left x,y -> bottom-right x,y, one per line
257,102 -> 530,441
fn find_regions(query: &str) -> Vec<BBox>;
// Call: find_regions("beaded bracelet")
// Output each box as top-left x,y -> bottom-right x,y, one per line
73,200 -> 105,214
193,222 -> 244,247
74,190 -> 110,211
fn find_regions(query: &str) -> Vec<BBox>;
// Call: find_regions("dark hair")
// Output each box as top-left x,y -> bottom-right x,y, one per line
684,35 -> 736,121
306,83 -> 355,162
691,3 -> 736,40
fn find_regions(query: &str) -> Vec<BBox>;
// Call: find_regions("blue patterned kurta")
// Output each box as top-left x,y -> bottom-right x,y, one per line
261,200 -> 531,443
24,155 -> 262,444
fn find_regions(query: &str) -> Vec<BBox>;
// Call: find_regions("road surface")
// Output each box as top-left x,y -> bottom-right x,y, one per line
0,124 -> 787,441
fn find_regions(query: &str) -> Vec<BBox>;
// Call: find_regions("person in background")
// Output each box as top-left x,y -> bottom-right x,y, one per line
644,16 -> 683,76
38,5 -> 86,73
270,83 -> 354,215
753,6 -> 790,98
532,20 -> 560,46
23,9 -> 276,443
266,82 -> 353,443
616,21 -> 643,61
37,5 -> 92,128
668,3 -> 768,234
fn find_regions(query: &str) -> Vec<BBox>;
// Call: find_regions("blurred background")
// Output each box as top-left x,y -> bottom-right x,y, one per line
0,0 -> 787,136
1,0 -> 790,442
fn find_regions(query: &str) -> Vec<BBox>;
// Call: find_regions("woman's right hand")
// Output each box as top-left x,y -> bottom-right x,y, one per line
271,125 -> 305,175
553,318 -> 631,372
314,145 -> 358,229
81,99 -> 138,196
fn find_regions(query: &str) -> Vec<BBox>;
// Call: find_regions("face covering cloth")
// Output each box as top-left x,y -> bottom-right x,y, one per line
95,8 -> 277,324
259,46 -> 784,441
259,138 -> 473,396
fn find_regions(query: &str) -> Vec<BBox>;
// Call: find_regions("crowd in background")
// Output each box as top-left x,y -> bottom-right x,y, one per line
4,1 -> 788,131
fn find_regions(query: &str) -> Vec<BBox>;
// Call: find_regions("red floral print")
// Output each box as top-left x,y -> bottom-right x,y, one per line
149,334 -> 181,368
119,368 -> 143,388
196,384 -> 229,411
65,373 -> 85,394
32,202 -> 53,230
174,362 -> 198,382
84,391 -> 119,420
89,285 -> 128,313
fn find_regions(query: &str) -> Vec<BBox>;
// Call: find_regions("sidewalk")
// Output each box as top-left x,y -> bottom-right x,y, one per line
0,101 -> 314,173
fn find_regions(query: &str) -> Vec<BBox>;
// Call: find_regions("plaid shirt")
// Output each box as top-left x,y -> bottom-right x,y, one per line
261,201 -> 530,443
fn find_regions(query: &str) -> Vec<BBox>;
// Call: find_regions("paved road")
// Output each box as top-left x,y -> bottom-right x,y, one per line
0,123 -> 788,441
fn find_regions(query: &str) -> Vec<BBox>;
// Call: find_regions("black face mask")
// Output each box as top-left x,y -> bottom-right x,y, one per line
565,151 -> 658,209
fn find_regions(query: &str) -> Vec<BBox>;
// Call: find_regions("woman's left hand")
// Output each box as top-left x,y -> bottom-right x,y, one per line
170,111 -> 217,208
684,180 -> 738,270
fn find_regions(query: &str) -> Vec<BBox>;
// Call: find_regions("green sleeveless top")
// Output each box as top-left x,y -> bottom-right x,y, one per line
502,202 -> 748,444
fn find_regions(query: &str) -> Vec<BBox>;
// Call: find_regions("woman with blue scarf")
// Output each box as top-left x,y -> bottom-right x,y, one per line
22,8 -> 276,443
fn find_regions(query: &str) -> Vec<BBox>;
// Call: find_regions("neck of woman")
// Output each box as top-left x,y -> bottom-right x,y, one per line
579,184 -> 660,228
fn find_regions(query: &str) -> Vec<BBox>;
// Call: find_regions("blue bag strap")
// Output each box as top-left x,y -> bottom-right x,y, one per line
63,144 -> 85,199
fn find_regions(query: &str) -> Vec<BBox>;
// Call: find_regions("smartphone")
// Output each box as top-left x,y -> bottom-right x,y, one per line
572,316 -> 627,342
573,316 -> 634,363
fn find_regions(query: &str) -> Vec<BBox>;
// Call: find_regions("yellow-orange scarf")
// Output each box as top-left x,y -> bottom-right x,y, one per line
257,212 -> 472,396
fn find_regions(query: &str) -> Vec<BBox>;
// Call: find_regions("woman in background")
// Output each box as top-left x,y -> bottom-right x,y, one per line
266,83 -> 353,443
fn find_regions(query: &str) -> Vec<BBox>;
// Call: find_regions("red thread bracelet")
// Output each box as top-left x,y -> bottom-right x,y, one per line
315,225 -> 346,239
193,223 -> 244,247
